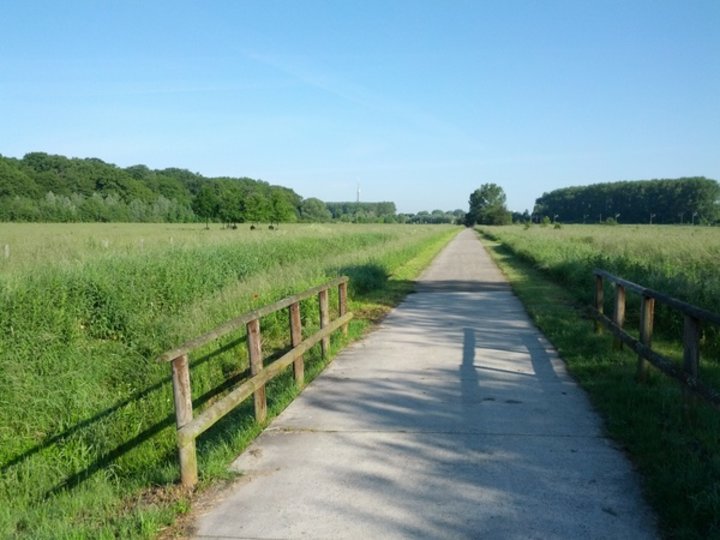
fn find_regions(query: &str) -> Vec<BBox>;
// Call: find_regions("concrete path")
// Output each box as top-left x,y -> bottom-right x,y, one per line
193,228 -> 658,539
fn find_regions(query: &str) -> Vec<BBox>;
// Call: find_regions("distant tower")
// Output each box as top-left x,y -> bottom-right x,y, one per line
356,183 -> 361,203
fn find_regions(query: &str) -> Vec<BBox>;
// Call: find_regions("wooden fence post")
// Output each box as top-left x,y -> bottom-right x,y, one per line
171,354 -> 197,488
289,302 -> 304,386
683,315 -> 700,415
636,295 -> 655,382
246,318 -> 267,423
594,274 -> 604,334
319,289 -> 330,358
338,281 -> 348,336
613,284 -> 626,350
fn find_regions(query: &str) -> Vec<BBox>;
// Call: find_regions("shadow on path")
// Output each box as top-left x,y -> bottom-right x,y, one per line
193,229 -> 657,539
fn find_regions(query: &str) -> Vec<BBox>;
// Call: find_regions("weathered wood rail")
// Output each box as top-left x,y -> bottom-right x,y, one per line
158,276 -> 352,488
591,269 -> 720,412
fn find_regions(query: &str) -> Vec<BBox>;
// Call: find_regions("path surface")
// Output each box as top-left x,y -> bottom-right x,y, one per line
193,228 -> 658,539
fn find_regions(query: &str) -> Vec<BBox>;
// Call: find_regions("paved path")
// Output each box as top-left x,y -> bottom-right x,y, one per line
193,228 -> 658,539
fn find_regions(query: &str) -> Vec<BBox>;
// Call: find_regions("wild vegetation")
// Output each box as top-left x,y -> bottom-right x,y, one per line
325,201 -> 397,222
533,177 -> 720,224
0,222 -> 459,538
324,203 -> 464,224
0,152 -> 464,225
465,183 -> 512,226
478,224 -> 720,341
0,152 -> 306,224
479,224 -> 720,538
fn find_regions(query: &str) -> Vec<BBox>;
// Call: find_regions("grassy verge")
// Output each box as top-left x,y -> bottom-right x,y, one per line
0,224 -> 459,539
479,233 -> 720,539
477,224 -> 720,360
162,225 -> 461,537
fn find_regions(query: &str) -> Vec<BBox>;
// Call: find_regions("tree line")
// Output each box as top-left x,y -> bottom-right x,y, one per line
325,202 -> 397,223
325,203 -> 465,224
0,152 -> 306,224
533,178 -> 720,224
0,152 -> 467,225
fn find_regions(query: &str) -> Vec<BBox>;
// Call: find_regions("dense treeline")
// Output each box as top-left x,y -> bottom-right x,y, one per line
0,152 -> 467,225
533,177 -> 720,224
325,202 -> 397,223
0,152 -> 311,224
325,202 -> 464,224
400,209 -> 465,224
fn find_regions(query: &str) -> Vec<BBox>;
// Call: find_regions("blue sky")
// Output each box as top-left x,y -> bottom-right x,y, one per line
2,1 -> 719,213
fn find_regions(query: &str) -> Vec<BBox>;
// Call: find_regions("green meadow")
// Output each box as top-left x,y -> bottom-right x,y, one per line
480,224 -> 720,355
479,224 -> 720,538
478,224 -> 720,309
0,222 -> 459,538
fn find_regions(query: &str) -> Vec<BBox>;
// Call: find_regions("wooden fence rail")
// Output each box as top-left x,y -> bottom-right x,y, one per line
591,269 -> 720,413
158,276 -> 352,488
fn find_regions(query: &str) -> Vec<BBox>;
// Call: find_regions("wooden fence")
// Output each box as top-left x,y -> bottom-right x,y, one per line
158,276 -> 352,488
591,269 -> 720,412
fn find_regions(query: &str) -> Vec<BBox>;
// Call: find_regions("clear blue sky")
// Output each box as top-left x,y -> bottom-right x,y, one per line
2,1 -> 719,213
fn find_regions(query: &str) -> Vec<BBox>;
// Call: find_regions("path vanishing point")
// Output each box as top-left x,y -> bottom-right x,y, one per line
192,228 -> 658,539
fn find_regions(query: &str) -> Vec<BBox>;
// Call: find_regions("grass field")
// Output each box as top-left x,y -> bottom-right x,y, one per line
0,222 -> 459,539
479,224 -> 720,356
478,224 -> 720,306
478,224 -> 720,539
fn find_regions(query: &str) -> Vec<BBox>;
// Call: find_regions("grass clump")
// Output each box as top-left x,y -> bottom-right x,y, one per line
479,230 -> 720,539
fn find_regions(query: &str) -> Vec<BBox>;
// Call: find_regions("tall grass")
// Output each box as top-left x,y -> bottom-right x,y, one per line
479,226 -> 720,538
479,225 -> 720,301
479,224 -> 720,358
0,223 -> 459,538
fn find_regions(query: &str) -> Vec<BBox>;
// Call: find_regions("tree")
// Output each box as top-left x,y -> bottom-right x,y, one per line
0,159 -> 39,199
300,198 -> 331,222
217,183 -> 245,227
467,183 -> 511,225
192,184 -> 220,228
244,192 -> 271,223
269,190 -> 298,223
